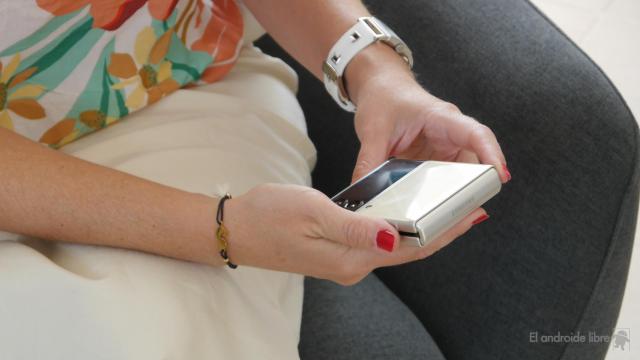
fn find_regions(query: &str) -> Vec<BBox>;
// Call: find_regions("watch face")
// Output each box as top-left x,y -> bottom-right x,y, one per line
332,159 -> 423,211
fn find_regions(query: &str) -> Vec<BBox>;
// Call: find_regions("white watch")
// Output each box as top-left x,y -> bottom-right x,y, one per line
322,17 -> 414,112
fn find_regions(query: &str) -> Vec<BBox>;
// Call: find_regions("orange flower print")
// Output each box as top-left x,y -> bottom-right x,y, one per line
108,27 -> 180,110
0,54 -> 46,131
39,118 -> 76,146
186,0 -> 244,83
40,110 -> 117,147
37,0 -> 178,31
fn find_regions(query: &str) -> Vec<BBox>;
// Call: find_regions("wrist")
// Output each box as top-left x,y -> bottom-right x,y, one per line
190,193 -> 227,267
216,194 -> 246,267
344,42 -> 416,107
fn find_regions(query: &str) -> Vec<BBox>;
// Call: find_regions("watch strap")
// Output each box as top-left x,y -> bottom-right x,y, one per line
322,17 -> 413,112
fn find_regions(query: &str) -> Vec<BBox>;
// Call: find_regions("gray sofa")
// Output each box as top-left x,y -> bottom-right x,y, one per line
256,0 -> 639,359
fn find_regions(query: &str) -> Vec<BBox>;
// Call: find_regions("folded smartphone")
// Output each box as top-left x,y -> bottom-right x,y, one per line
332,159 -> 502,247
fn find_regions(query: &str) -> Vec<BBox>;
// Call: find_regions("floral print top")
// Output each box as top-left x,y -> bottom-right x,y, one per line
0,0 -> 244,148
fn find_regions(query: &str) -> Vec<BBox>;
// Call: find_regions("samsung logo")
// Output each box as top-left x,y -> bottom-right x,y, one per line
451,195 -> 476,217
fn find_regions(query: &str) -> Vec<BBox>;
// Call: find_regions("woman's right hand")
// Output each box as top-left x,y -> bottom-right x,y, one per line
224,183 -> 487,285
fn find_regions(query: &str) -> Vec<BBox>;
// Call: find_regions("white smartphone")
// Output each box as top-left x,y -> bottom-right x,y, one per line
332,159 -> 502,247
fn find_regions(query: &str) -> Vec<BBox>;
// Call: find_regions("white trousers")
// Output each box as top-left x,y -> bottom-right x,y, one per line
0,45 -> 317,360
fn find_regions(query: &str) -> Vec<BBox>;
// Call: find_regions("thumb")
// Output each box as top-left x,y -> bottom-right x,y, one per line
321,205 -> 400,252
352,133 -> 390,183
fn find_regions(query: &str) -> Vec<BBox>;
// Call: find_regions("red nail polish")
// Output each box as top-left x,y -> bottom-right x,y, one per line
502,164 -> 512,182
376,230 -> 395,252
472,214 -> 490,225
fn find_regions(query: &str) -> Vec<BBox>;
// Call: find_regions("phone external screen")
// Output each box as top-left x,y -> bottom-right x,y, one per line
332,159 -> 423,211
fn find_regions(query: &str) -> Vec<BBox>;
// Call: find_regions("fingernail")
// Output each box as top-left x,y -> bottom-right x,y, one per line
502,164 -> 512,182
376,230 -> 395,252
472,214 -> 490,225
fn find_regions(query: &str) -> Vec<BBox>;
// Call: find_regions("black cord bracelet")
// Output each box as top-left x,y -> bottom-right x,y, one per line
215,194 -> 237,269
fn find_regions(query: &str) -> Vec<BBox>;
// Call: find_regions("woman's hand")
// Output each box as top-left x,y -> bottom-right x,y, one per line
223,183 -> 487,285
346,44 -> 511,184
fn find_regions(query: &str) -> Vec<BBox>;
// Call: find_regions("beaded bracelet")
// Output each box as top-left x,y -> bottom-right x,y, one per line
216,194 -> 238,269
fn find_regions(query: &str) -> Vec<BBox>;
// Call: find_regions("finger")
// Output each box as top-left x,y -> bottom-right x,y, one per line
376,208 -> 488,267
351,131 -> 390,183
318,202 -> 400,252
446,113 -> 509,183
455,149 -> 479,164
464,118 -> 510,183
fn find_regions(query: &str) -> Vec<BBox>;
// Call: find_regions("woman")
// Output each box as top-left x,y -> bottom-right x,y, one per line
0,0 -> 635,359
0,0 -> 507,356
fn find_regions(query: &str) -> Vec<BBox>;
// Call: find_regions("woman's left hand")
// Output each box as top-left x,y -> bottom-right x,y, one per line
348,53 -> 511,184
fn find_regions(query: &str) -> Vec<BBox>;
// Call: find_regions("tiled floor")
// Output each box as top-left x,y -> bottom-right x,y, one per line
528,0 -> 639,358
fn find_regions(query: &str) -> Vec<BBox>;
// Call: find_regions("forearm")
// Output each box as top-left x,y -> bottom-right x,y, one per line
243,0 -> 416,105
0,129 -> 222,266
